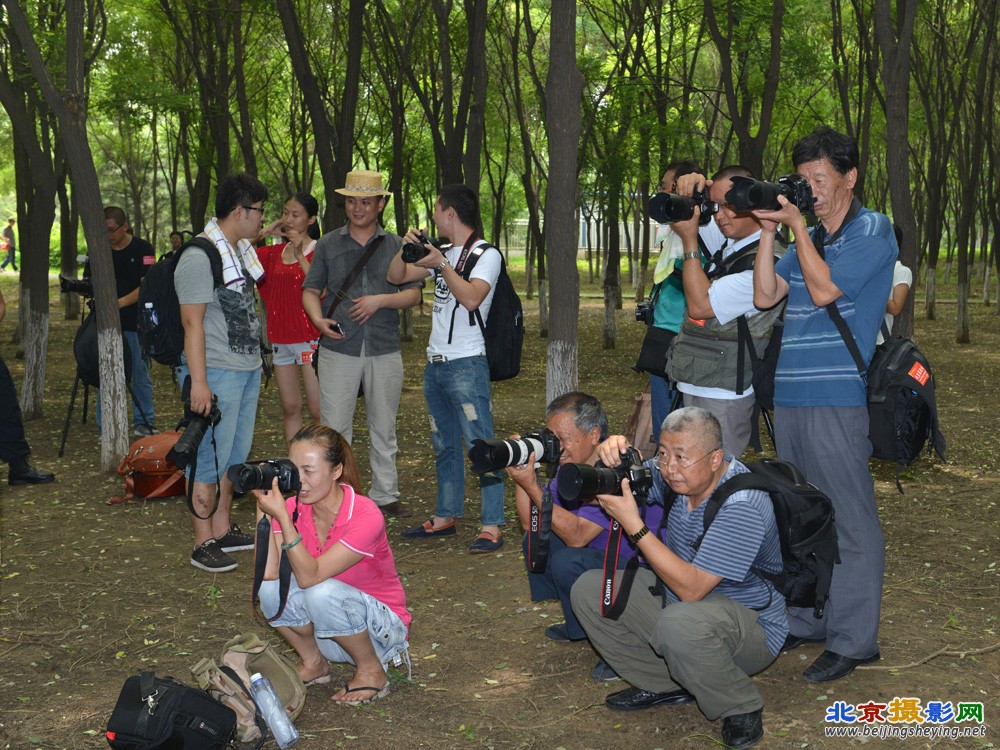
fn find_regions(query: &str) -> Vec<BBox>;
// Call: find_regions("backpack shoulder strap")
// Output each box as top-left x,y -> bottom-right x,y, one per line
177,236 -> 224,288
694,469 -> 777,548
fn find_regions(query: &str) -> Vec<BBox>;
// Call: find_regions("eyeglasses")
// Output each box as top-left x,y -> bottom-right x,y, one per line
654,449 -> 718,471
243,205 -> 265,216
106,224 -> 124,234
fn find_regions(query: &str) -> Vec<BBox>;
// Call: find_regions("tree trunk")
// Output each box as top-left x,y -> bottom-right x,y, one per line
874,0 -> 917,339
544,0 -> 583,403
4,0 -> 128,466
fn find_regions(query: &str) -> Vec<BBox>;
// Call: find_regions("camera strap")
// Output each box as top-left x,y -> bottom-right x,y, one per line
323,235 -> 386,319
185,431 -> 221,520
251,514 -> 294,623
526,479 -> 554,573
599,522 -> 641,620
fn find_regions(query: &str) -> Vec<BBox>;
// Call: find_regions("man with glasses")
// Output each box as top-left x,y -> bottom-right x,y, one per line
88,206 -> 158,436
175,173 -> 267,572
570,407 -> 785,749
665,166 -> 783,458
302,170 -> 422,519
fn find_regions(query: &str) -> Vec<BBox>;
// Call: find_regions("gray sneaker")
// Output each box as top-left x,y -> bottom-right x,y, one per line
190,539 -> 237,572
134,424 -> 160,437
215,523 -> 254,552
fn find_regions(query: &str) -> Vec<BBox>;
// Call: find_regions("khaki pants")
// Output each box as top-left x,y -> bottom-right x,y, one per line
571,567 -> 776,719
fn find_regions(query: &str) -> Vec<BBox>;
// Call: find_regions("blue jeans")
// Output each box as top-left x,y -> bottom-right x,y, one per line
650,374 -> 680,443
96,330 -> 156,430
260,574 -> 409,668
523,533 -> 606,640
175,364 -> 260,484
423,355 -> 504,526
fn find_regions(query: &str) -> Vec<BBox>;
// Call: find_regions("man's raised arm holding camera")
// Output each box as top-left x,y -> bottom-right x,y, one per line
749,127 -> 896,686
498,393 -> 645,682
390,185 -> 506,554
569,407 -> 785,749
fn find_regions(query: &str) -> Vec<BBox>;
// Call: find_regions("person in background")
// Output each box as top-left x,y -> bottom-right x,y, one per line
391,185 -> 506,553
878,224 -> 912,345
0,286 -> 54,485
1,218 -> 16,271
254,424 -> 411,706
257,193 -> 323,444
91,206 -> 158,436
302,170 -> 422,519
644,162 -> 726,435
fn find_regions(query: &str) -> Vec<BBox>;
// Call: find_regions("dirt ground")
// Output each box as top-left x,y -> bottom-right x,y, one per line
0,276 -> 997,750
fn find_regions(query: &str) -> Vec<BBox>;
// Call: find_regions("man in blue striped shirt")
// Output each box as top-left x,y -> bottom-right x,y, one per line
752,126 -> 896,683
571,407 -> 784,749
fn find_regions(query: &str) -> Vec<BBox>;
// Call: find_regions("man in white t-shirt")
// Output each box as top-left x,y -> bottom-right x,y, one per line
668,166 -> 773,458
388,185 -> 505,553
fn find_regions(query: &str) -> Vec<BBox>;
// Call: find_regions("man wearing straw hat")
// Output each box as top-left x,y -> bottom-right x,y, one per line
302,169 -> 422,518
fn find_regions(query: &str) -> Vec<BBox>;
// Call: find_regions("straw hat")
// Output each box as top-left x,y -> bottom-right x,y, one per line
335,170 -> 392,197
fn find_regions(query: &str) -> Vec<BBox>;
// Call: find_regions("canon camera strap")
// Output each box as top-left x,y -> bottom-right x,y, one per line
525,480 -> 555,573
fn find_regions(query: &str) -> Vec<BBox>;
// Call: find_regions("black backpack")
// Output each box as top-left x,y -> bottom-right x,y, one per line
697,459 -> 840,619
137,237 -> 223,366
458,243 -> 524,381
866,335 -> 946,468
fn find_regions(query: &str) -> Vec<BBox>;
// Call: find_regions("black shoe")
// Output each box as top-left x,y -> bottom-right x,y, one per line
379,501 -> 413,518
802,649 -> 880,683
9,464 -> 55,486
605,686 -> 695,711
781,633 -> 824,653
190,539 -> 237,572
215,523 -> 254,552
722,709 -> 764,749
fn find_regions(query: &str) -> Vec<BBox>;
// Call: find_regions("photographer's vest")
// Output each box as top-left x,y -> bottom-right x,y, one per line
666,237 -> 785,394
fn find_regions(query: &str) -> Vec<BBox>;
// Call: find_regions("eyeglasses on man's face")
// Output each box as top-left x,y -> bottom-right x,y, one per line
653,449 -> 718,471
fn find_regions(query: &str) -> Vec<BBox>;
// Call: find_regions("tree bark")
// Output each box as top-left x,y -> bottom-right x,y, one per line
3,0 -> 128,466
544,0 -> 583,403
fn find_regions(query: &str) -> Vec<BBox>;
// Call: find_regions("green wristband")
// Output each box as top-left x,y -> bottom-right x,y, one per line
280,533 -> 303,551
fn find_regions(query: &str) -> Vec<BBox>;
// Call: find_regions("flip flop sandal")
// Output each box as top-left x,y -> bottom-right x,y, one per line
333,682 -> 391,706
304,672 -> 332,686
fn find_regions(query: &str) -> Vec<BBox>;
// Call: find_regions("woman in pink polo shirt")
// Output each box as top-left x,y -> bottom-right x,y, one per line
253,424 -> 411,705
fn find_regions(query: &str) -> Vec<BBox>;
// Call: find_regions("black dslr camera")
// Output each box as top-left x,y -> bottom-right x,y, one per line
648,189 -> 718,226
59,275 -> 94,297
401,233 -> 449,264
468,429 -> 561,474
635,300 -> 654,325
167,397 -> 222,471
725,174 -> 815,213
557,447 -> 653,510
228,459 -> 301,494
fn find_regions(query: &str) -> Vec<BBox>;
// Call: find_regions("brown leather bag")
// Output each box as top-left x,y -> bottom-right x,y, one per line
623,391 -> 658,461
106,431 -> 186,505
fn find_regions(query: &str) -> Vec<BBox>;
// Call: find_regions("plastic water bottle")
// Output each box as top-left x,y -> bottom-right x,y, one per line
144,302 -> 159,329
249,673 -> 299,748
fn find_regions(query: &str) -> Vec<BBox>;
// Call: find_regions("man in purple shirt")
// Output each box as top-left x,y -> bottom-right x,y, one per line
506,392 -> 662,682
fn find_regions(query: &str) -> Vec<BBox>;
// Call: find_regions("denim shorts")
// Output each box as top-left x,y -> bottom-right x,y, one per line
174,365 -> 261,484
259,574 -> 409,668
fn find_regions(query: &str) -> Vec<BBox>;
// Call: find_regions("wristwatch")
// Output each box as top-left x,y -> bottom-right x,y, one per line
627,525 -> 650,545
682,251 -> 701,261
436,259 -> 450,273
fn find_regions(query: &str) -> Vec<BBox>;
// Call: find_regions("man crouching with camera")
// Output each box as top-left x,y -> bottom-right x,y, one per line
570,407 -> 786,749
499,392 -> 659,682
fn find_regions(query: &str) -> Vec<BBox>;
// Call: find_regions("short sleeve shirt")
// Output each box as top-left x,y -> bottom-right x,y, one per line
86,236 -> 156,331
774,204 -> 896,406
427,241 -> 501,359
174,242 -> 261,371
280,485 -> 411,631
302,225 -> 419,356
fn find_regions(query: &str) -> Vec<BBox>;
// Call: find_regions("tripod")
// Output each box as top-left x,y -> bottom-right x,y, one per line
58,301 -> 152,456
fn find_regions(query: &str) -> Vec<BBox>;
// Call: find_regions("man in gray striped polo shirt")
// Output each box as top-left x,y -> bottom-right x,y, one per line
571,407 -> 785,749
